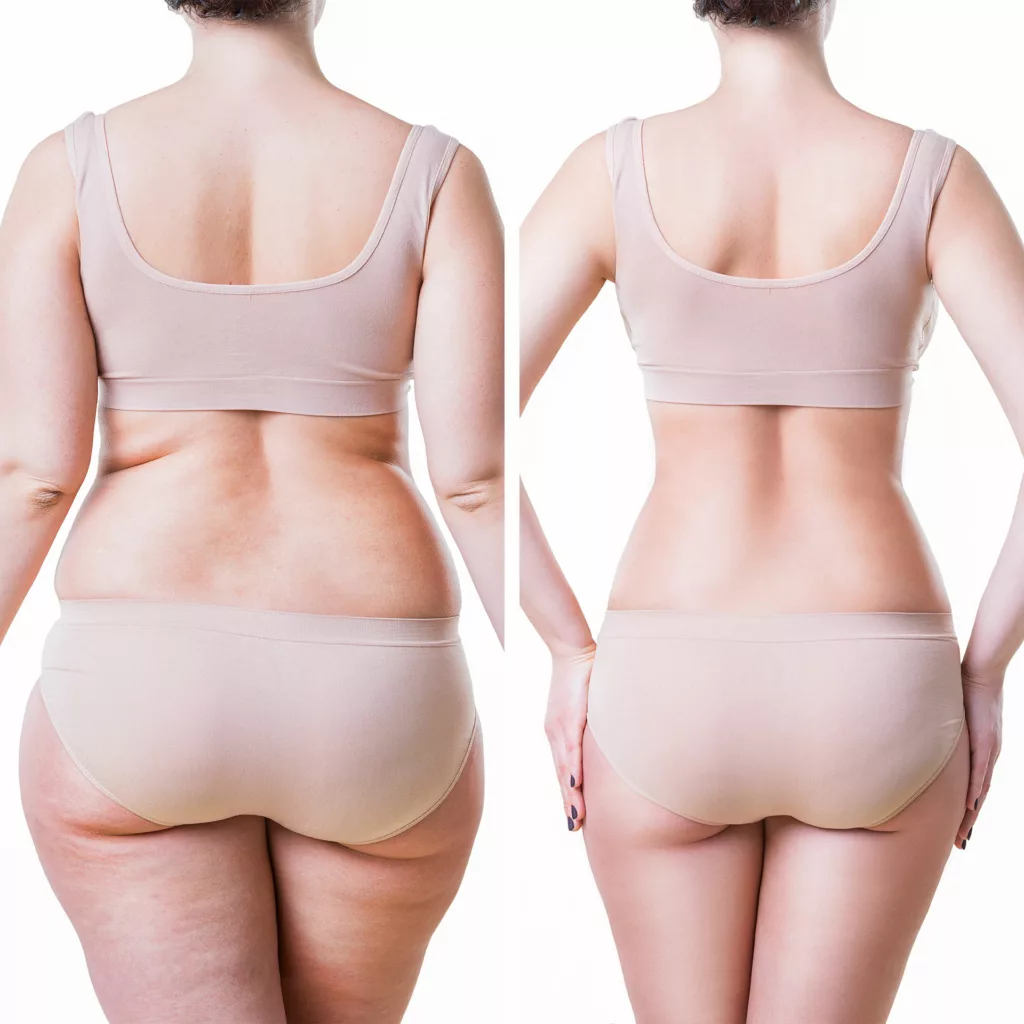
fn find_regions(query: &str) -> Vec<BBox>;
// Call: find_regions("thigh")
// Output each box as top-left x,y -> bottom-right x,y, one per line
747,729 -> 970,1024
19,684 -> 286,1024
582,727 -> 764,1024
269,733 -> 485,1024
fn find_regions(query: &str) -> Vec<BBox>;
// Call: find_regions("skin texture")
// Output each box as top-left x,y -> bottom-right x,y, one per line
520,1 -> 1023,1017
1,3 -> 502,1020
21,684 -> 484,1023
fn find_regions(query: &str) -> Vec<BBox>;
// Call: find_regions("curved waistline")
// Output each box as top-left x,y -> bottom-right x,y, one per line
598,609 -> 957,643
54,599 -> 461,646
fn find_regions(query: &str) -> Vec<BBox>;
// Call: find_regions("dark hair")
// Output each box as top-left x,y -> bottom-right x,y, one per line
693,0 -> 824,27
165,0 -> 309,20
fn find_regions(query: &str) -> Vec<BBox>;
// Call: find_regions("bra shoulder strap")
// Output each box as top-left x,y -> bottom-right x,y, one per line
605,117 -> 642,207
63,110 -> 121,266
387,124 -> 461,255
890,128 -> 958,251
64,111 -> 100,207
604,116 -> 657,260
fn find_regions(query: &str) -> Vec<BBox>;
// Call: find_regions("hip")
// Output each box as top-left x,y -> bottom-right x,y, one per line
36,598 -> 478,845
586,608 -> 966,829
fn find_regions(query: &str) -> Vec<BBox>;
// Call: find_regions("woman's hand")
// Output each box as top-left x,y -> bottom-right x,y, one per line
957,668 -> 1004,850
545,644 -> 597,833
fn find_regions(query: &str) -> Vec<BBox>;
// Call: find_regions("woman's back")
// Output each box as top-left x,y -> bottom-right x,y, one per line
52,80 -> 464,617
597,99 -> 956,613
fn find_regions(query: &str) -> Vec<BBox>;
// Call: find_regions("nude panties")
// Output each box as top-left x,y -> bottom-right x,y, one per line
586,611 -> 965,829
37,600 -> 478,845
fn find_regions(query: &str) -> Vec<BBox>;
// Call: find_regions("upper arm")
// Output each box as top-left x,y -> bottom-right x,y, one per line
928,145 -> 1024,444
519,131 -> 615,410
412,144 -> 504,497
0,130 -> 97,491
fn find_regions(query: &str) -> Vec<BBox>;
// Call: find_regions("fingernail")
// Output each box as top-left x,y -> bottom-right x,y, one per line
961,839 -> 967,850
571,805 -> 578,820
567,816 -> 574,831
570,775 -> 576,788
967,827 -> 973,840
975,798 -> 979,810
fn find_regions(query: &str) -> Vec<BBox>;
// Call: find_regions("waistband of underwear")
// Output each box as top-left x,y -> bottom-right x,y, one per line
55,599 -> 462,646
598,609 -> 958,644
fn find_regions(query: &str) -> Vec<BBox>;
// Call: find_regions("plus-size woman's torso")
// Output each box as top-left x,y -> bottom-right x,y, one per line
55,85 -> 461,618
603,104 -> 953,615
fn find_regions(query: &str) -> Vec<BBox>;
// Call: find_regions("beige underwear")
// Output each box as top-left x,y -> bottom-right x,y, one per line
38,600 -> 478,845
586,610 -> 965,829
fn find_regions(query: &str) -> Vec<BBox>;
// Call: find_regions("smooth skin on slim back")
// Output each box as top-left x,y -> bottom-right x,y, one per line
521,2 -> 1022,1021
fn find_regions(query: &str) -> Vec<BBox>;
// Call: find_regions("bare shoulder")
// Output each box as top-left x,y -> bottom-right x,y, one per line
931,143 -> 1016,251
1,130 -> 76,239
527,127 -> 611,222
556,128 -> 612,191
425,140 -> 503,268
927,139 -> 1024,291
436,142 -> 498,212
936,143 -> 1000,209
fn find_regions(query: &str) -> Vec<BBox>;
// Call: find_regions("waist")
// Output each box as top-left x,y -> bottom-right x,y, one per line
56,461 -> 459,617
611,478 -> 947,614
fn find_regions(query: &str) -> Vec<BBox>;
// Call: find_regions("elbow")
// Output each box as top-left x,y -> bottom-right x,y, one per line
437,474 -> 504,515
1,461 -> 86,517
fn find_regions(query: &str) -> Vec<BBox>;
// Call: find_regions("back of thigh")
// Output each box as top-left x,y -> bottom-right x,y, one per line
747,729 -> 970,1024
19,683 -> 287,1024
581,727 -> 765,1024
268,733 -> 485,1024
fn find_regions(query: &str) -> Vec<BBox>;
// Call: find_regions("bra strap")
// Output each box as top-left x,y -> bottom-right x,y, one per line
63,111 -> 100,209
605,116 -> 654,259
890,128 -> 958,255
388,124 -> 461,255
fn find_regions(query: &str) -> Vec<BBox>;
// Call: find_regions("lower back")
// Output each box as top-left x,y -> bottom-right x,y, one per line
609,403 -> 949,613
56,409 -> 460,617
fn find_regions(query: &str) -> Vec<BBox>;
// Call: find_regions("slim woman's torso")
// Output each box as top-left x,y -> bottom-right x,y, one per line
608,100 -> 949,614
56,81 -> 460,617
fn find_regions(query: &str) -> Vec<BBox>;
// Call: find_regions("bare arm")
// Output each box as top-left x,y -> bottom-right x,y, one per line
0,131 -> 97,644
413,146 -> 504,645
520,132 -> 613,655
928,144 -> 1024,838
520,132 -> 614,830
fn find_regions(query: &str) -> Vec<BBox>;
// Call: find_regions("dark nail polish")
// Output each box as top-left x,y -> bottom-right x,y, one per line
975,798 -> 979,810
961,839 -> 967,850
571,805 -> 578,820
570,775 -> 576,788
968,827 -> 973,840
567,816 -> 574,831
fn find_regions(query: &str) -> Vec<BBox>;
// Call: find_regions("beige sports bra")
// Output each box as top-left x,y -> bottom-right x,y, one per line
606,117 -> 958,408
64,112 -> 460,416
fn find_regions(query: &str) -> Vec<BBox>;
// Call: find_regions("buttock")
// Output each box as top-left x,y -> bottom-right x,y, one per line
586,610 -> 966,830
36,599 -> 478,846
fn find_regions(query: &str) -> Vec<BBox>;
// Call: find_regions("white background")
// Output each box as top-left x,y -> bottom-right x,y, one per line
514,2 -> 1024,1023
0,1 -> 510,1021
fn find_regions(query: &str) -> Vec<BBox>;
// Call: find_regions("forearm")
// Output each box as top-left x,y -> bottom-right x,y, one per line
0,473 -> 75,643
438,480 -> 505,646
963,472 -> 1024,684
520,482 -> 594,658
